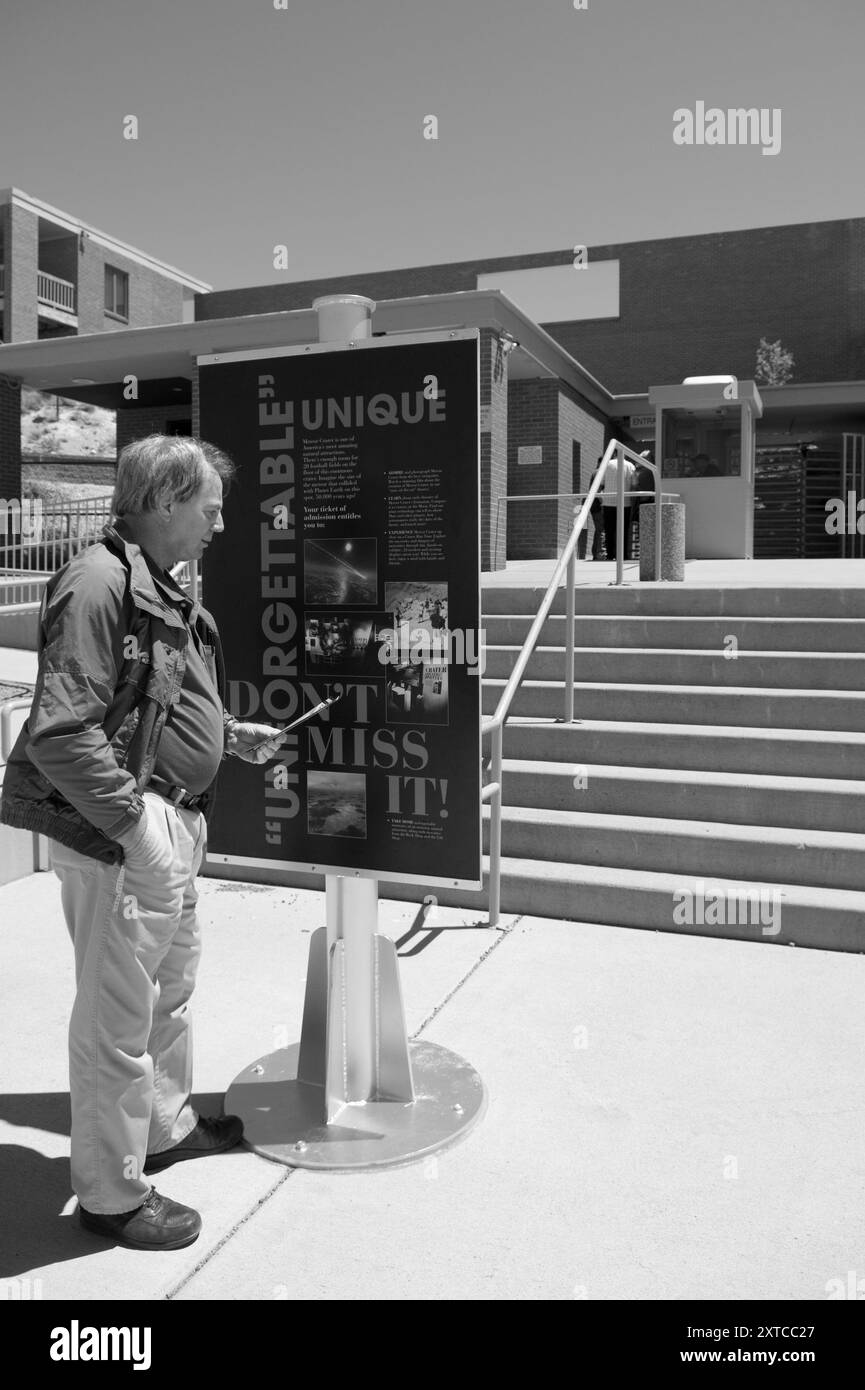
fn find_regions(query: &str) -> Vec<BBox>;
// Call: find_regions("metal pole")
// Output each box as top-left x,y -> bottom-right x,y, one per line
487,722 -> 503,928
616,441 -> 624,586
314,294 -> 380,1106
325,875 -> 377,1104
655,467 -> 662,582
565,550 -> 575,722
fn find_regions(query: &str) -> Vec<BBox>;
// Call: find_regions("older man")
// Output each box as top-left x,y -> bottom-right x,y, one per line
0,435 -> 286,1250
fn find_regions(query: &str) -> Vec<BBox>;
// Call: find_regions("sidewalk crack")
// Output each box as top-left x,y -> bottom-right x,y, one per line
410,915 -> 522,1040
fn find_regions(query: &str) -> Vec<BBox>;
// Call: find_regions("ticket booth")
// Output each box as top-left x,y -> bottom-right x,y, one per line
648,377 -> 763,558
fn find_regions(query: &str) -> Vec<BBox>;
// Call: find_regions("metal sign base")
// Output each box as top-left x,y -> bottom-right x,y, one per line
225,1039 -> 486,1170
225,876 -> 487,1170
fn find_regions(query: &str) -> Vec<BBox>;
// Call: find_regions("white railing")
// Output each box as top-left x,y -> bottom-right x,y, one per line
481,440 -> 670,927
0,494 -> 114,607
1,697 -> 34,760
37,269 -> 76,314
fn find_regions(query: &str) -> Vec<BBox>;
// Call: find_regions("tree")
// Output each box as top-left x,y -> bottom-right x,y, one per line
755,337 -> 794,386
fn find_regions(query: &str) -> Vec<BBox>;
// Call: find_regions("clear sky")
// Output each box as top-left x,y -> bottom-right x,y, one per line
1,0 -> 863,291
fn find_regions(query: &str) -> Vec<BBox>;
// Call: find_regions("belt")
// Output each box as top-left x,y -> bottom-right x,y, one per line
146,775 -> 206,810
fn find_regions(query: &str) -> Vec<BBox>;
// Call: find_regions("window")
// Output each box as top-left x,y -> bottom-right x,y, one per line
105,265 -> 129,320
572,440 -> 581,495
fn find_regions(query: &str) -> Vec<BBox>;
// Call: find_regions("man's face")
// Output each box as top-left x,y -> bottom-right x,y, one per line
164,471 -> 224,564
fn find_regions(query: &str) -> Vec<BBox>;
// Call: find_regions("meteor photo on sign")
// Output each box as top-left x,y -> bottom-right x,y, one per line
303,537 -> 378,605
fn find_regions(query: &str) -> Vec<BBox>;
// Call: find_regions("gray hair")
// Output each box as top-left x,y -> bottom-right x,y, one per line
112,435 -> 237,517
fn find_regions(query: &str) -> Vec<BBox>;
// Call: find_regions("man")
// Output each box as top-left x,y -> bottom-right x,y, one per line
601,451 -> 638,561
0,435 -> 287,1250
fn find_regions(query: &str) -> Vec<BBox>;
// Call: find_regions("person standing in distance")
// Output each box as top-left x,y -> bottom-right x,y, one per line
0,435 -> 287,1250
601,450 -> 638,561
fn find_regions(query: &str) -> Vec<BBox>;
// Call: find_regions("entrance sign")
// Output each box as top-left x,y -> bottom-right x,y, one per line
198,330 -> 482,888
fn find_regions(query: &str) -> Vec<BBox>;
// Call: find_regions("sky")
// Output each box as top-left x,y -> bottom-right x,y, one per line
1,0 -> 863,292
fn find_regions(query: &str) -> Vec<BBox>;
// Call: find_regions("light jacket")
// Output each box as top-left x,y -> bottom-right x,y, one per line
0,519 -> 237,864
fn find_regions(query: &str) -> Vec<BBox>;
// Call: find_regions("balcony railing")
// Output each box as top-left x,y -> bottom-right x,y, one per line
37,269 -> 76,314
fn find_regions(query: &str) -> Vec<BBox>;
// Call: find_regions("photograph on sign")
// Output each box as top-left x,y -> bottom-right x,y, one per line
197,332 -> 482,888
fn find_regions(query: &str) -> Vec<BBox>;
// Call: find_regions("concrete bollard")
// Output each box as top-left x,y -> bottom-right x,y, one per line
640,502 -> 686,581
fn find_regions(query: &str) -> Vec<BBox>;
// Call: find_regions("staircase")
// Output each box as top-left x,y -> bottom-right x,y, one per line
439,581 -> 865,950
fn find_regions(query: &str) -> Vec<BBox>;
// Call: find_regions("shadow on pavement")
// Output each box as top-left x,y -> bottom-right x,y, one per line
0,1090 -> 233,1279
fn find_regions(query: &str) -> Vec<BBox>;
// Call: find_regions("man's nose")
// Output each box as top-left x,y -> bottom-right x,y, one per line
213,513 -> 225,533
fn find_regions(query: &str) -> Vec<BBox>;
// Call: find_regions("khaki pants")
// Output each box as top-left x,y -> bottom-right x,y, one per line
50,791 -> 207,1214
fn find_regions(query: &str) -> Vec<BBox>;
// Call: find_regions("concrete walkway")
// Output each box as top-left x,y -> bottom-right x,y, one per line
484,556 -> 865,588
1,871 -> 863,1301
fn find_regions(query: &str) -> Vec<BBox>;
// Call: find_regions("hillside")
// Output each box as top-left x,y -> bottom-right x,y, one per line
21,388 -> 115,458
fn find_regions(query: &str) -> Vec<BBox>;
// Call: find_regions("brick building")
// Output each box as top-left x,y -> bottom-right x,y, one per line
1,213 -> 864,560
193,216 -> 865,558
0,187 -> 210,344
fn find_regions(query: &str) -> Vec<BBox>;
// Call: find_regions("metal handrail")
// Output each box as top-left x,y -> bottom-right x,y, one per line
1,697 -> 34,761
494,487 -> 680,564
481,439 -> 669,927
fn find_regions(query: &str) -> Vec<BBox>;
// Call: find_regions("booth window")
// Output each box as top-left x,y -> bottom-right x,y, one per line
105,265 -> 129,321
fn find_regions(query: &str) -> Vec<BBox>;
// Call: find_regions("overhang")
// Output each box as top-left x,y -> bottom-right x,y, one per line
0,291 -> 616,414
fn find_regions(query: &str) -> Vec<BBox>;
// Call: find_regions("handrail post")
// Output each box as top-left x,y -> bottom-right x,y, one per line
616,441 -> 624,586
655,467 -> 663,582
565,549 -> 575,722
488,721 -> 503,928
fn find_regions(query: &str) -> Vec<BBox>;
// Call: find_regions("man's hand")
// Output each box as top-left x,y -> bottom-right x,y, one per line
115,801 -> 174,872
226,721 -> 288,764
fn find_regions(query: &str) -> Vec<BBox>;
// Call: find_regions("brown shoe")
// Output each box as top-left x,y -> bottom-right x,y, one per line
79,1187 -> 201,1250
144,1114 -> 244,1173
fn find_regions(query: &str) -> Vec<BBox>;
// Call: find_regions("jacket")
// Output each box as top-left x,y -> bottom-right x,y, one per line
0,519 -> 237,864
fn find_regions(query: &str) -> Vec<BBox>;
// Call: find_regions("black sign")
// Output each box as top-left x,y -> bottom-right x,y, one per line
198,333 -> 482,887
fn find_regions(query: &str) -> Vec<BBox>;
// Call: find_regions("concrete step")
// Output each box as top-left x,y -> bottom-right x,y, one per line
484,613 -> 865,652
484,645 -> 865,689
408,858 -> 865,952
483,678 -> 865,731
500,719 -> 865,781
482,585 -> 865,620
481,804 -> 865,892
227,856 -> 865,950
495,758 -> 865,834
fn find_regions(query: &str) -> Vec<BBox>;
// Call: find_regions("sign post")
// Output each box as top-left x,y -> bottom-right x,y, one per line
199,296 -> 486,1168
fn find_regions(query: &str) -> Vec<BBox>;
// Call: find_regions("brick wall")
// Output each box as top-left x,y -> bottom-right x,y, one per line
195,246 -> 570,320
506,380 -> 607,559
558,384 -> 607,555
116,403 -> 195,454
551,220 -> 865,391
196,219 -> 865,391
7,202 -> 38,343
507,380 -> 560,559
78,241 -> 184,335
0,376 -> 22,500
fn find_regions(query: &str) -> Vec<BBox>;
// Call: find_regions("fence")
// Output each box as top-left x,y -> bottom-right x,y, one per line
0,494 -> 115,608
